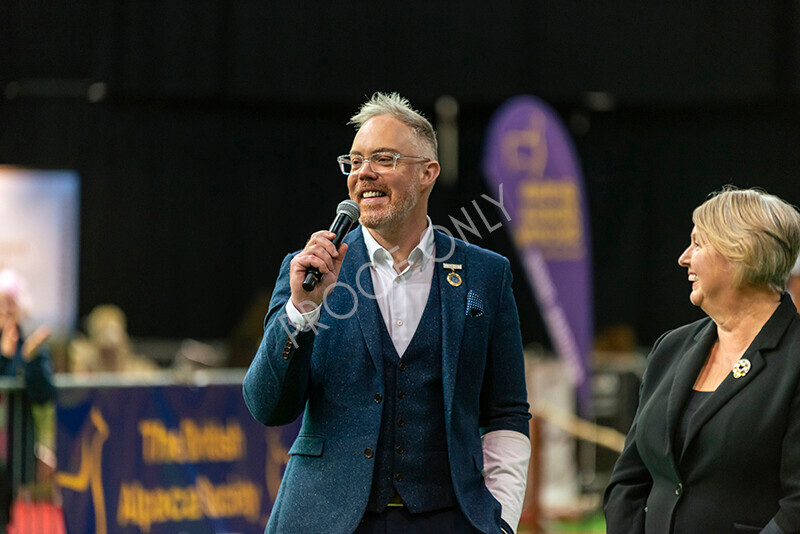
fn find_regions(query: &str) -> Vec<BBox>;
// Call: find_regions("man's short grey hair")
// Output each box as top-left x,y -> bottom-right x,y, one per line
349,92 -> 438,160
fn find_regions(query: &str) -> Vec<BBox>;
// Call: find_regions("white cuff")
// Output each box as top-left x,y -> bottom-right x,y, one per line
481,429 -> 531,534
284,300 -> 321,332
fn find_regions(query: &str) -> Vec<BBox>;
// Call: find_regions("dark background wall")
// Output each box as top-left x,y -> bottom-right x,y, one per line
2,1 -> 799,350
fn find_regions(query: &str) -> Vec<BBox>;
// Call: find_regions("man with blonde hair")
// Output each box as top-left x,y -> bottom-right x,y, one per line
244,93 -> 531,533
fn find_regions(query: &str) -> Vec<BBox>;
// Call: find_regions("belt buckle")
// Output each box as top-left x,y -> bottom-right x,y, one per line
387,493 -> 404,507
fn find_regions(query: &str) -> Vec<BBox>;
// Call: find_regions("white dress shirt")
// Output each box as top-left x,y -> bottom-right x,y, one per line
360,220 -> 435,357
285,220 -> 530,532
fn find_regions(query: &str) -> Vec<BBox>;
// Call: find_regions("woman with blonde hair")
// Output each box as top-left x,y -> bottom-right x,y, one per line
605,187 -> 800,533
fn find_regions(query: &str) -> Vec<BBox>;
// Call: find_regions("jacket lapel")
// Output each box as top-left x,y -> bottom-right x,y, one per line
343,228 -> 470,397
435,230 -> 466,414
680,294 -> 796,461
680,348 -> 765,460
666,321 -> 716,465
340,230 -> 383,374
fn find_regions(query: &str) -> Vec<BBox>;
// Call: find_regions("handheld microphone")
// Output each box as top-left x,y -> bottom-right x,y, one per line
302,199 -> 360,291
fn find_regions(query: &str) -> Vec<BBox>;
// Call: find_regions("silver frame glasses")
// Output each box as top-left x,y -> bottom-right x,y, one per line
337,152 -> 430,175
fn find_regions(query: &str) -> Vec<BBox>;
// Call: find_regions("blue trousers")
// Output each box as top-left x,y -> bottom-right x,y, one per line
354,506 -> 483,533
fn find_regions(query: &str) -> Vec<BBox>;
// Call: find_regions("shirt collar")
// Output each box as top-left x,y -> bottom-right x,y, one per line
361,217 -> 435,272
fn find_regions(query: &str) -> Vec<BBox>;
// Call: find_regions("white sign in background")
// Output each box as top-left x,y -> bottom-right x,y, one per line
0,167 -> 80,337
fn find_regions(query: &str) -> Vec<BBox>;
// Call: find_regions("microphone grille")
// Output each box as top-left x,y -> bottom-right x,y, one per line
336,199 -> 360,222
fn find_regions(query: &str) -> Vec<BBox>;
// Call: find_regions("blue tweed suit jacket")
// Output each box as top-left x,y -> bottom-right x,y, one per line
243,228 -> 531,534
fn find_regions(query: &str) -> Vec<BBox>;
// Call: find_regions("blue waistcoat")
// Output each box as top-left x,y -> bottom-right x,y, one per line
366,267 -> 458,513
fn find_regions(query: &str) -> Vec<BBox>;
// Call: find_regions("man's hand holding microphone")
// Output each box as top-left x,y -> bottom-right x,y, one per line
289,200 -> 360,313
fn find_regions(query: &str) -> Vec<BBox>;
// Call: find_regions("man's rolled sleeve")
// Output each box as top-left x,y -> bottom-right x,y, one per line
482,429 -> 531,533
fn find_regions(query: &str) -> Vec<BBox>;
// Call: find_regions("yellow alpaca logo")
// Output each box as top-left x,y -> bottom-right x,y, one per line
55,407 -> 110,534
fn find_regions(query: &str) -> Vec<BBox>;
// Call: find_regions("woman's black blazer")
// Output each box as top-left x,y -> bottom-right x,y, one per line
604,294 -> 800,534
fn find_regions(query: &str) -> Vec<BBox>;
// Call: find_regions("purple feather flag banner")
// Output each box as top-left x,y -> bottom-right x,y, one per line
483,95 -> 593,412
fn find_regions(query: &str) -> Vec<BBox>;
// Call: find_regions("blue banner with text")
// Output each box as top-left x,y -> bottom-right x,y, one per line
55,382 -> 299,534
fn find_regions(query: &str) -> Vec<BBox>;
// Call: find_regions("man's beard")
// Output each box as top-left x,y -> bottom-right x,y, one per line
357,180 -> 419,230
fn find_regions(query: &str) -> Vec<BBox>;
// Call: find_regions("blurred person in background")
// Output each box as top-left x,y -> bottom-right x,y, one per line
604,187 -> 800,533
789,254 -> 800,312
243,93 -> 530,534
0,268 -> 55,531
68,304 -> 158,373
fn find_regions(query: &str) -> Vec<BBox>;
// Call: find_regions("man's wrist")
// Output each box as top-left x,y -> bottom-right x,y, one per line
285,300 -> 321,332
291,296 -> 321,315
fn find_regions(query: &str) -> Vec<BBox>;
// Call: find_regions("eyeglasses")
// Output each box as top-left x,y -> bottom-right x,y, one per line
337,152 -> 430,175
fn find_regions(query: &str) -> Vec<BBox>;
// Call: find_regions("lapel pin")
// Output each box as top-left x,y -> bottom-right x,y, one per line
732,358 -> 751,379
443,263 -> 463,287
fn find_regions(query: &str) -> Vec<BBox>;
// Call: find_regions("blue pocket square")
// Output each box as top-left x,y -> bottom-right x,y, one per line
466,290 -> 485,317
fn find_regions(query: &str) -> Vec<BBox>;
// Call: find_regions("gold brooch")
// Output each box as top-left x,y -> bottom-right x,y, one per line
443,263 -> 462,287
732,358 -> 751,379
